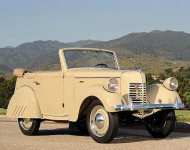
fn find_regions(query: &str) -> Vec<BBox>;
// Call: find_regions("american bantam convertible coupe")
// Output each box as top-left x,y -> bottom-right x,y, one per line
7,48 -> 184,143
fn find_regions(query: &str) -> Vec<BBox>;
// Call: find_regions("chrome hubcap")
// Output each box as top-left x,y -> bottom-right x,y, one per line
95,113 -> 105,129
90,105 -> 109,137
20,118 -> 33,130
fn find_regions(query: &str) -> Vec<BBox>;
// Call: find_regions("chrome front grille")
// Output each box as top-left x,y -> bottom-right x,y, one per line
129,83 -> 147,104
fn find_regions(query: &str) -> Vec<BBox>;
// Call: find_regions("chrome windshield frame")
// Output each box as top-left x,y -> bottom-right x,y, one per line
61,48 -> 120,70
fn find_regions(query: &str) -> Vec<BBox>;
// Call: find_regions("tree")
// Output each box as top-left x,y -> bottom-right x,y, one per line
0,76 -> 16,108
184,92 -> 190,108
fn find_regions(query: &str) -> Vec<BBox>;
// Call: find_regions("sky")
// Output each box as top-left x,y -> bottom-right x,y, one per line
0,0 -> 189,47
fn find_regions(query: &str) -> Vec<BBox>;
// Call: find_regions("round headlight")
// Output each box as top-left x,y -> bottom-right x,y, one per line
108,78 -> 119,92
163,77 -> 178,91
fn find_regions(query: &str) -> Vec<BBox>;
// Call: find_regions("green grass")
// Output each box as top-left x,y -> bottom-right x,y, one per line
0,108 -> 6,115
175,110 -> 190,122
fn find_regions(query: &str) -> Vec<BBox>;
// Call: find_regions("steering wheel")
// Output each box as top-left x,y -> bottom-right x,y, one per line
95,63 -> 109,68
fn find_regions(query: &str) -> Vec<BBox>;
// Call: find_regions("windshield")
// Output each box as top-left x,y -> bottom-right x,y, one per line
64,49 -> 118,69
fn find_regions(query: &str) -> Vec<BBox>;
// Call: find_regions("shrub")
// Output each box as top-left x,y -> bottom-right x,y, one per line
0,76 -> 16,108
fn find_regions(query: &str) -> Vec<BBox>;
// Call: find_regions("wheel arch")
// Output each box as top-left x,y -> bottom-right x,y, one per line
77,96 -> 102,121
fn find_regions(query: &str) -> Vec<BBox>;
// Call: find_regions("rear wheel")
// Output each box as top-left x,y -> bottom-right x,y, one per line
18,118 -> 41,135
87,102 -> 119,143
145,110 -> 176,138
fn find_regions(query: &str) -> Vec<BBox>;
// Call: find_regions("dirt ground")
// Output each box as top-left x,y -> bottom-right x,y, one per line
0,118 -> 190,150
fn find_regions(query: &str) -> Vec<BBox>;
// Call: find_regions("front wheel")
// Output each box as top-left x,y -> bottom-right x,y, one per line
87,102 -> 119,143
144,110 -> 176,138
18,118 -> 41,135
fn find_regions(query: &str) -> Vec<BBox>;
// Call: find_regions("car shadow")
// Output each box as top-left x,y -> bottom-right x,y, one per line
113,127 -> 190,144
175,122 -> 190,132
113,122 -> 190,144
38,121 -> 190,143
38,128 -> 88,136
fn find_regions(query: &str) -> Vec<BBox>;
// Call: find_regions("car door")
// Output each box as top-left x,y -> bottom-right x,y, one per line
33,72 -> 65,118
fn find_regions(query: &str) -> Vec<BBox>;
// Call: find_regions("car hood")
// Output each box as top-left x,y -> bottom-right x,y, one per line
65,68 -> 144,79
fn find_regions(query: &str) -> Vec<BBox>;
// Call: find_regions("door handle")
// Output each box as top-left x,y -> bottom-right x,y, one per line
33,81 -> 40,85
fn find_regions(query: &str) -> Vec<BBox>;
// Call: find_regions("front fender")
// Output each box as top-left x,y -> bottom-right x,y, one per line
85,87 -> 124,112
147,84 -> 182,105
7,86 -> 42,118
71,86 -> 124,121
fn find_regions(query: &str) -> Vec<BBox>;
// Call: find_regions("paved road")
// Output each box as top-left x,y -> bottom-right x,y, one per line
0,118 -> 190,150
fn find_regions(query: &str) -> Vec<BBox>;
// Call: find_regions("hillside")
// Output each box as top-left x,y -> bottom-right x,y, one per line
0,30 -> 190,74
86,30 -> 190,60
0,64 -> 11,75
0,40 -> 102,71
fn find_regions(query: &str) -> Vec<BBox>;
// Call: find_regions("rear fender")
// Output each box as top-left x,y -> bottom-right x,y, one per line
7,86 -> 42,118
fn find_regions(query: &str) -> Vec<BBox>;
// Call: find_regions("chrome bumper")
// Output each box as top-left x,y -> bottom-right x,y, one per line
114,102 -> 184,111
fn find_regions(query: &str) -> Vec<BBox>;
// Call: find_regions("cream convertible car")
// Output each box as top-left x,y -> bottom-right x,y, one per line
7,48 -> 184,143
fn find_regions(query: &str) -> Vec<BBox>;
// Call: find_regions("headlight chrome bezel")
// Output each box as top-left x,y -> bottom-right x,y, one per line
106,78 -> 119,92
163,77 -> 178,91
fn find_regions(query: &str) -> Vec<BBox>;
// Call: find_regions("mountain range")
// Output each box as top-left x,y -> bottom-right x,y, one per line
0,30 -> 190,74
